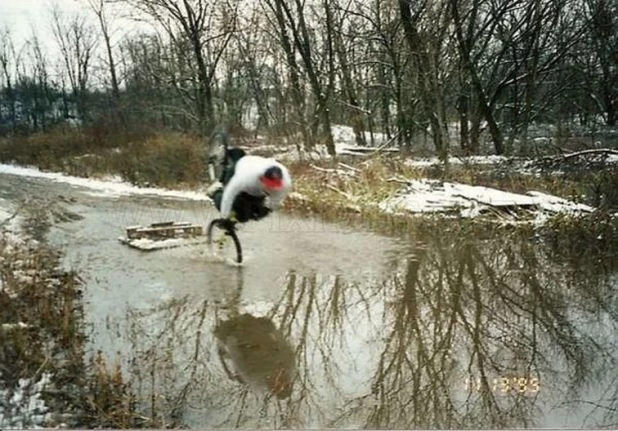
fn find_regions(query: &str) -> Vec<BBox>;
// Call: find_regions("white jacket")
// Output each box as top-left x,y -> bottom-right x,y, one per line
220,155 -> 292,218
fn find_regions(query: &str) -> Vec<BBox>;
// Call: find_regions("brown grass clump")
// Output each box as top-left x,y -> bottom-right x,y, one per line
0,128 -> 207,189
80,352 -> 157,428
108,133 -> 206,188
1,127 -> 616,229
0,228 -> 160,428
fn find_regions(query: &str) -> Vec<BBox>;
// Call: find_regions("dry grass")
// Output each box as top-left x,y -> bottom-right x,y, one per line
542,212 -> 618,258
282,154 -> 618,244
1,127 -> 616,230
0,228 -> 161,428
80,352 -> 157,428
0,127 -> 606,203
0,127 -> 207,189
284,157 -> 443,236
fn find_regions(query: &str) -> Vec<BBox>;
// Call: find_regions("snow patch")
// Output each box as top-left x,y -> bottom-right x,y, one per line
0,207 -> 12,222
527,191 -> 594,214
278,125 -> 393,160
0,373 -> 52,428
0,163 -> 209,201
1,321 -> 31,330
0,198 -> 22,233
379,179 -> 474,214
380,179 -> 594,223
118,236 -> 209,251
331,124 -> 389,147
405,155 -> 510,168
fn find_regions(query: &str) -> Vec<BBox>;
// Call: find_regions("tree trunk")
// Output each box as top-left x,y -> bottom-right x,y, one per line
278,0 -> 336,156
398,0 -> 449,160
458,92 -> 470,154
270,0 -> 312,148
449,0 -> 504,154
333,9 -> 366,146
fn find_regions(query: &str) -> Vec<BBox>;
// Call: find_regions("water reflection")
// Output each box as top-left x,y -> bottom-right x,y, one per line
125,229 -> 618,428
213,269 -> 296,400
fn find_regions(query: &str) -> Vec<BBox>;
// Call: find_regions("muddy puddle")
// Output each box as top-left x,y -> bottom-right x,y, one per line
3,173 -> 618,428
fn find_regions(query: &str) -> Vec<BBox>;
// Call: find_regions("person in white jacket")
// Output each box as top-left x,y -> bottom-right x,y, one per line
207,145 -> 292,225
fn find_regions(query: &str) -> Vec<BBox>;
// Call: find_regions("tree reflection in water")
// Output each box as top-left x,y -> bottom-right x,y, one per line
126,228 -> 618,428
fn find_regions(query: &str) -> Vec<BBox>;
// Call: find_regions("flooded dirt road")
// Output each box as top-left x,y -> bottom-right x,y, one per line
2,171 -> 618,428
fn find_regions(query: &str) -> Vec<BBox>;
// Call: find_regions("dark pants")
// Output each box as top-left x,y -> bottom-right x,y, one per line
213,190 -> 272,223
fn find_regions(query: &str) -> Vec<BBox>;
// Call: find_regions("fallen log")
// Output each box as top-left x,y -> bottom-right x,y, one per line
557,148 -> 618,161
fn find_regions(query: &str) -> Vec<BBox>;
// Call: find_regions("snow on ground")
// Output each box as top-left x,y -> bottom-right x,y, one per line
0,163 -> 209,201
379,179 -> 594,224
379,179 -> 477,214
0,206 -> 12,223
276,141 -> 384,161
405,155 -> 511,168
0,374 -> 52,429
0,198 -> 22,233
118,236 -> 209,251
274,124 -> 394,161
526,191 -> 594,214
405,152 -> 618,170
331,124 -> 389,147
0,152 -> 601,230
1,201 -> 53,428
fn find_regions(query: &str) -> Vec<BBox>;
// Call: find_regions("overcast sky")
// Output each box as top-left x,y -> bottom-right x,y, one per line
1,0 -> 151,78
1,0 -> 84,45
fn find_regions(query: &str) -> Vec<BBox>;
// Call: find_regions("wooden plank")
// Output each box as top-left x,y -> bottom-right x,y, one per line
125,223 -> 203,240
119,236 -> 208,251
150,221 -> 191,228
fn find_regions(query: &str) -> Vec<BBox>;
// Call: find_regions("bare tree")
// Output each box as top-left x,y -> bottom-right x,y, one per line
399,0 -> 450,160
363,0 -> 410,146
262,0 -> 313,149
121,34 -> 182,128
268,0 -> 337,155
23,31 -> 55,130
584,0 -> 618,126
449,0 -> 505,155
2,0 -> 612,159
0,28 -> 18,132
51,6 -> 97,123
121,0 -> 239,144
231,9 -> 273,132
331,0 -> 367,146
88,0 -> 123,122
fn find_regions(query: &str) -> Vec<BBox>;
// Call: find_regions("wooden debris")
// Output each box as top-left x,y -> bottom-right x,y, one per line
380,178 -> 594,219
559,148 -> 618,161
533,148 -> 618,169
448,183 -> 539,209
310,164 -> 358,177
125,221 -> 203,240
339,145 -> 399,155
337,162 -> 361,173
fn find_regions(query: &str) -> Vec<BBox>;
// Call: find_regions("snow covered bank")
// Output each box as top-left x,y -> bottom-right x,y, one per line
0,215 -> 57,428
405,150 -> 618,171
0,163 -> 209,201
269,124 -> 396,160
1,201 -> 84,428
0,152 -> 605,230
405,155 -> 511,168
0,374 -> 53,428
380,178 -> 594,223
